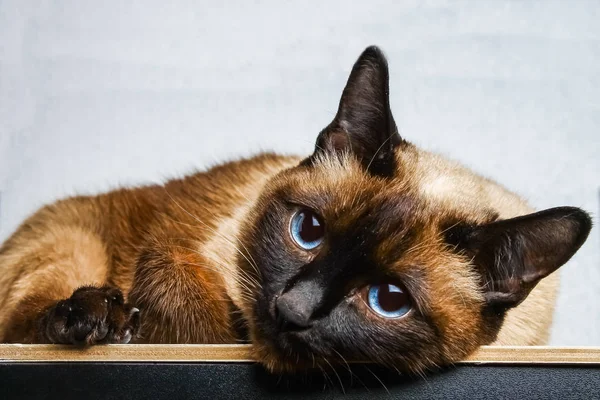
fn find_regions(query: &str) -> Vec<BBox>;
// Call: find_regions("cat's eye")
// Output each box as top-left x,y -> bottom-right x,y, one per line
367,284 -> 411,318
290,209 -> 325,250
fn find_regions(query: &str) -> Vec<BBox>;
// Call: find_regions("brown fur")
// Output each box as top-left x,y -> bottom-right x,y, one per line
0,154 -> 294,344
0,46 -> 590,375
238,150 -> 558,373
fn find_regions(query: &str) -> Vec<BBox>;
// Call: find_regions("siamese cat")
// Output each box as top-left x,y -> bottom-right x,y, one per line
0,46 -> 592,374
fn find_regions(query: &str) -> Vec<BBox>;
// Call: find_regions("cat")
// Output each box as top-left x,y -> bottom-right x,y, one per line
0,46 -> 592,375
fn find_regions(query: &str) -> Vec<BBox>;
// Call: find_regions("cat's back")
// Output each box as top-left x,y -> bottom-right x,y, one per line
2,152 -> 297,245
0,153 -> 299,300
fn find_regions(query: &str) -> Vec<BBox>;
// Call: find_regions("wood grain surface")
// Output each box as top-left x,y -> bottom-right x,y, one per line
1,344 -> 599,364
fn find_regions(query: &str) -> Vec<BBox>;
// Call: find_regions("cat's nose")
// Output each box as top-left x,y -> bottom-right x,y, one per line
275,292 -> 313,331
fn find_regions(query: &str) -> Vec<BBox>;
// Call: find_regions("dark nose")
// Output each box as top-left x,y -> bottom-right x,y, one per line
275,291 -> 313,331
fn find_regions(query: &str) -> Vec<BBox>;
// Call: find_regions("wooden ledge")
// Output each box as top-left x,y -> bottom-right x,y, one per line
1,344 -> 599,364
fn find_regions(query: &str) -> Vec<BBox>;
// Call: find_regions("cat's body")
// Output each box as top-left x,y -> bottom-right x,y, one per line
0,47 -> 590,374
0,153 -> 302,345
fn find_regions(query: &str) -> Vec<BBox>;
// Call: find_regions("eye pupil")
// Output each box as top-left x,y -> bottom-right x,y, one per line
291,209 -> 325,250
300,213 -> 323,243
367,284 -> 411,318
377,284 -> 408,313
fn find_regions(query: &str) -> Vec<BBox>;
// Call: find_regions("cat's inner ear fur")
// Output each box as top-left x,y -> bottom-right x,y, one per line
306,45 -> 403,176
447,207 -> 592,309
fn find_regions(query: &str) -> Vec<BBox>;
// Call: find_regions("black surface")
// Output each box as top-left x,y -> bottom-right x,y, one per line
1,362 -> 599,399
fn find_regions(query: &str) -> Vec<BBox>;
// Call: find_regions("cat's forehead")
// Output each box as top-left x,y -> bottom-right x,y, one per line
269,150 -> 501,244
278,153 -> 427,222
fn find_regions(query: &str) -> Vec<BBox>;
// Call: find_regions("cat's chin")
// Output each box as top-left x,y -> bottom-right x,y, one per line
248,329 -> 314,373
246,296 -> 370,374
247,318 -> 337,373
251,342 -> 315,374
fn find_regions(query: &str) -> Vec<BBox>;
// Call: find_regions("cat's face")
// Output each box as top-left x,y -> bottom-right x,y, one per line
237,46 -> 592,374
240,154 -> 496,373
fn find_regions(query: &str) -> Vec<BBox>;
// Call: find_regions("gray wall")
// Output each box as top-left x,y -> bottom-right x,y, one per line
1,1 -> 599,345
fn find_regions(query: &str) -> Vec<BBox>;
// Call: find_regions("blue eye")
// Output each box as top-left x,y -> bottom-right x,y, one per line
367,284 -> 411,318
290,209 -> 324,250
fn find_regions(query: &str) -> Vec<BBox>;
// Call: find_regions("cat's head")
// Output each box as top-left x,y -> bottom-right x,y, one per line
237,46 -> 592,374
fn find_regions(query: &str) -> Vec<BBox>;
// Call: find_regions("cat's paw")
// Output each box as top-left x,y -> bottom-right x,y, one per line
41,285 -> 140,345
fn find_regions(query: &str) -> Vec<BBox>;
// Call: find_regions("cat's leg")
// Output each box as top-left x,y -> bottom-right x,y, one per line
0,225 -> 139,344
128,238 -> 237,344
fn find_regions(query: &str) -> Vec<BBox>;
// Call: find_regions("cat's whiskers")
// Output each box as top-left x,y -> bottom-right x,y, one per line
196,213 -> 262,279
158,211 -> 262,282
439,221 -> 462,236
168,245 -> 260,301
364,365 -> 390,396
314,143 -> 326,152
331,348 -> 360,390
185,192 -> 262,278
229,186 -> 263,274
453,280 -> 468,308
194,209 -> 262,278
162,188 -> 262,279
232,185 -> 253,204
322,356 -> 346,395
316,364 -> 334,392
170,244 -> 259,290
406,362 -> 433,391
275,370 -> 284,387
365,131 -> 400,172
167,241 -> 260,289
168,293 -> 246,344
403,238 -> 444,258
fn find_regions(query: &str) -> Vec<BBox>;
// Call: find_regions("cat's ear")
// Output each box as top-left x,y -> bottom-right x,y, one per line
447,207 -> 592,309
308,46 -> 403,176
